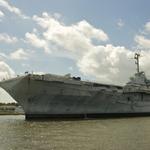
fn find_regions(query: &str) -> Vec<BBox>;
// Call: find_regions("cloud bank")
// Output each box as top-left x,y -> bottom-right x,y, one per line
0,0 -> 29,19
135,21 -> 150,49
10,48 -> 29,60
24,12 -> 140,84
0,33 -> 18,44
1,10 -> 150,85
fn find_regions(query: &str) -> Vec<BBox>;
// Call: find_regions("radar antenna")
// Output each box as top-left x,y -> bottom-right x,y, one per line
134,53 -> 140,73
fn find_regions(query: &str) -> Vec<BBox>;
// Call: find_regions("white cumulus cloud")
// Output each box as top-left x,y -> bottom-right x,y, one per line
0,10 -> 4,17
135,35 -> 150,49
0,10 -> 4,21
25,32 -> 50,53
144,21 -> 150,32
77,44 -> 135,84
74,20 -> 108,41
30,12 -> 140,84
0,33 -> 18,44
30,12 -> 108,57
135,21 -> 150,49
117,19 -> 125,28
0,0 -> 29,19
0,61 -> 15,81
25,12 -> 150,85
0,52 -> 7,59
10,48 -> 29,60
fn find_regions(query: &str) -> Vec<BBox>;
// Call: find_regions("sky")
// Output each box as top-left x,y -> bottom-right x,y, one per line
0,0 -> 150,102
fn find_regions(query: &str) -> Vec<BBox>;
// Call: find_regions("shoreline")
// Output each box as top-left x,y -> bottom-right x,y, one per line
0,112 -> 24,115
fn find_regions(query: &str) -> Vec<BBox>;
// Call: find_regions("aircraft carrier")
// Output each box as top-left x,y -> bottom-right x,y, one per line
1,53 -> 150,119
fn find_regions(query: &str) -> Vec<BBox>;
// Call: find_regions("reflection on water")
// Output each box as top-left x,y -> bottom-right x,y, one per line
0,115 -> 150,150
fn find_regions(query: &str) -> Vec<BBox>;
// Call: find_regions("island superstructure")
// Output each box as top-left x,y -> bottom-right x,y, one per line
1,53 -> 150,119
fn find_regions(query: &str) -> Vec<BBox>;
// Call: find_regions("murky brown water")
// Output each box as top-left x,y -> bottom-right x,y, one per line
0,115 -> 150,150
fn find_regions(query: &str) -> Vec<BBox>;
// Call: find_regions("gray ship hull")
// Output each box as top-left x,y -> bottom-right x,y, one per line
1,74 -> 150,119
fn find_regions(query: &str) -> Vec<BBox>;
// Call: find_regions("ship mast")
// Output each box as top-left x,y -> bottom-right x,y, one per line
134,53 -> 140,73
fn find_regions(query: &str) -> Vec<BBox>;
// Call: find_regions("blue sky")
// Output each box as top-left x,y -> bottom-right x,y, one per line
0,0 -> 150,102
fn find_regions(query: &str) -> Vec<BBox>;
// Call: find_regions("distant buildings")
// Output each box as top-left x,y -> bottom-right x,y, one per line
0,103 -> 24,115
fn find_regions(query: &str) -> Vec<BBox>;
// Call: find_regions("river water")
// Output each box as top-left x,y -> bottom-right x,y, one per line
0,115 -> 150,150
